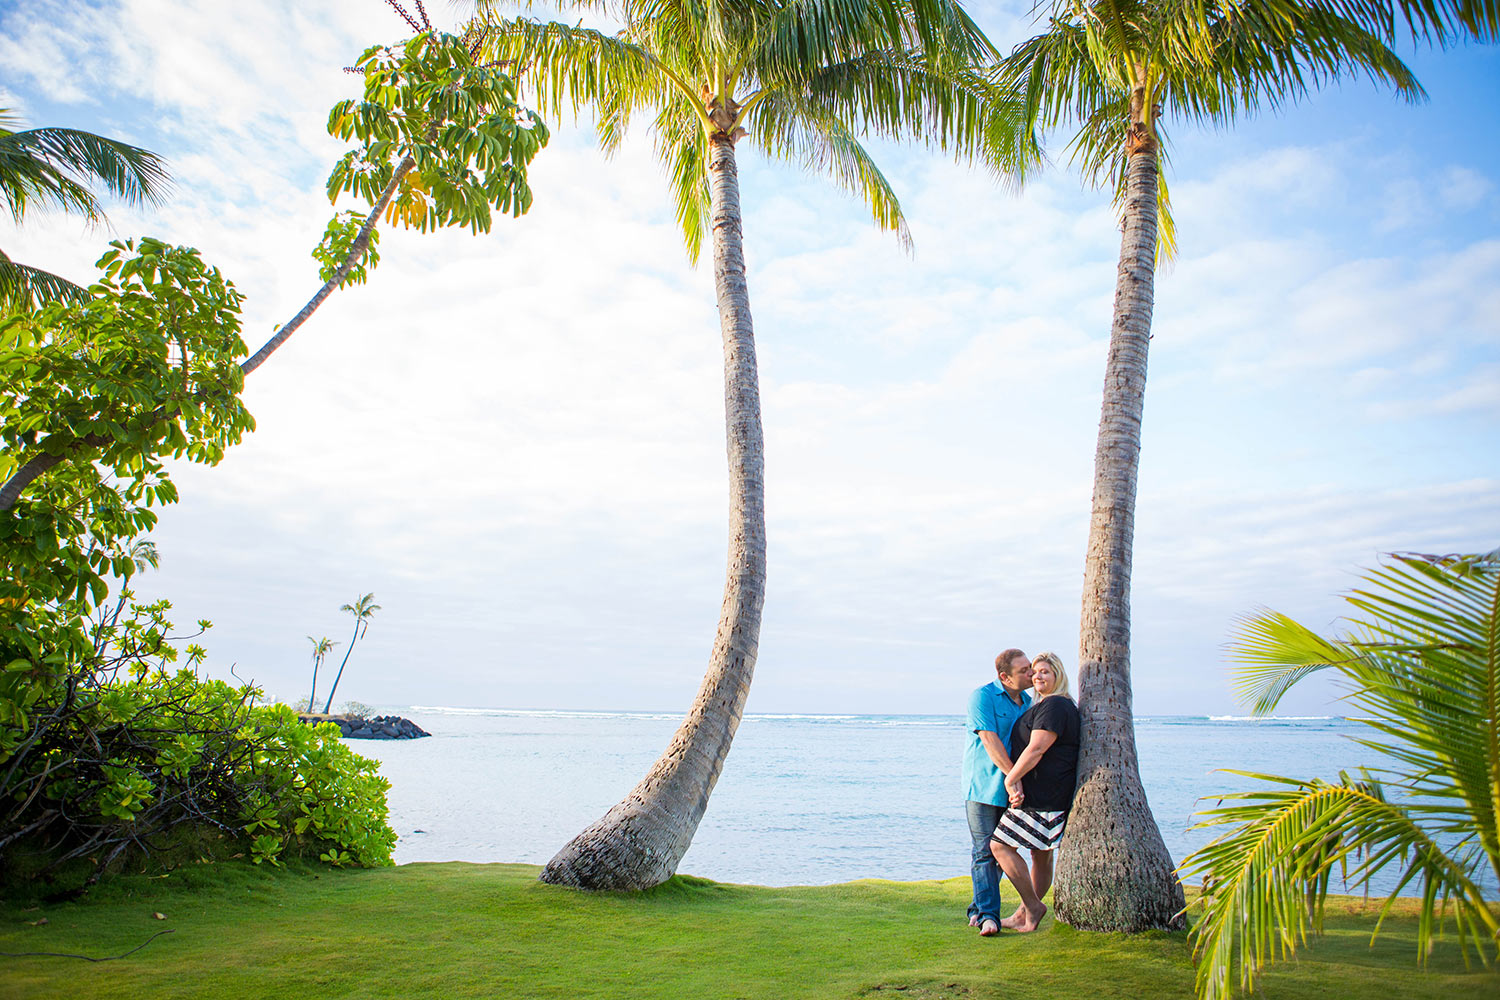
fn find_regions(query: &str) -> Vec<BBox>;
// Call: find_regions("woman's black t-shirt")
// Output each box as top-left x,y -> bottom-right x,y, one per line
1008,695 -> 1082,811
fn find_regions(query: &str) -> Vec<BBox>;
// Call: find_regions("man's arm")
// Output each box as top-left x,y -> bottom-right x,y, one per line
978,730 -> 1015,773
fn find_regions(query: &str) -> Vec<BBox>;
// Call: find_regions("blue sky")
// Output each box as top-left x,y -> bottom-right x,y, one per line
2,0 -> 1496,717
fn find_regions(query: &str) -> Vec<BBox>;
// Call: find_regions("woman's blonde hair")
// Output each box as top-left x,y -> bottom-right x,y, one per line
1031,651 -> 1073,702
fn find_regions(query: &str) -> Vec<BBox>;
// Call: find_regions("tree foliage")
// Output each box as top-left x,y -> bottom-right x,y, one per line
0,239 -> 254,615
1181,549 -> 1500,1000
326,32 -> 549,234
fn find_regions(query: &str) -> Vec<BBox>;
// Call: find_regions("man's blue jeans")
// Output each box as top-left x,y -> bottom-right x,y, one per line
966,800 -> 1005,923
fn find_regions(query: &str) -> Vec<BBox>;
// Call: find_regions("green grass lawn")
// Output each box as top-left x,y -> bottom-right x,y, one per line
1,862 -> 1494,999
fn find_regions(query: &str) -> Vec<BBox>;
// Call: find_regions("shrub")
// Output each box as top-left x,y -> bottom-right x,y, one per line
0,595 -> 395,893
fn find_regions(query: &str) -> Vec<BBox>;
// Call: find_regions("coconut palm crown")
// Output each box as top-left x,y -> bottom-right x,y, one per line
995,0 -> 1423,932
478,0 -> 1031,260
473,0 -> 1032,889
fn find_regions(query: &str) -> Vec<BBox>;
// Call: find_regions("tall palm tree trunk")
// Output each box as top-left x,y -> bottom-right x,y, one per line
540,130 -> 767,890
1052,92 -> 1186,932
323,625 -> 362,715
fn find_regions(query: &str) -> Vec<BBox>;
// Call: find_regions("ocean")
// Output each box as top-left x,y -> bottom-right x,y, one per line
354,709 -> 1473,896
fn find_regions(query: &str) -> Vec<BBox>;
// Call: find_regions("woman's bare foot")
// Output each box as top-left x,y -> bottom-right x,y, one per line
969,914 -> 980,927
1000,905 -> 1027,929
1013,903 -> 1048,933
978,918 -> 1000,937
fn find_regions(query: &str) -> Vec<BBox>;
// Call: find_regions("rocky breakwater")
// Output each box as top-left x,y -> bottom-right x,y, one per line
298,714 -> 431,740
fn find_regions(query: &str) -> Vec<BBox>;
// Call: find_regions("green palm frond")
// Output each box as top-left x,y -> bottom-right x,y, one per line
799,50 -> 1040,185
0,111 -> 170,224
0,253 -> 90,313
1320,0 -> 1498,44
653,101 -> 712,262
1188,548 -> 1500,1000
1182,772 -> 1499,1000
482,17 -> 682,126
750,88 -> 912,249
750,0 -> 910,84
1229,609 -> 1365,714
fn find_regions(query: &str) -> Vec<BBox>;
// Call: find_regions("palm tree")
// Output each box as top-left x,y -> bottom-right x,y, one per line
322,594 -> 380,714
0,109 -> 170,312
1181,548 -> 1499,1000
996,0 -> 1422,931
307,635 -> 338,713
474,0 -> 1025,889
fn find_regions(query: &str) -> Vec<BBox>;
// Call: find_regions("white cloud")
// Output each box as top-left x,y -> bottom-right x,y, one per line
3,0 -> 1497,721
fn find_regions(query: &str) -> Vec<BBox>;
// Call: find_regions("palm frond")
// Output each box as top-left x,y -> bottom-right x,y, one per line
1199,548 -> 1500,999
749,88 -> 911,250
1228,609 -> 1365,715
1182,773 -> 1499,1000
796,50 -> 1040,186
479,16 -> 681,126
1319,0 -> 1498,44
0,114 -> 170,224
653,100 -> 712,262
0,255 -> 90,314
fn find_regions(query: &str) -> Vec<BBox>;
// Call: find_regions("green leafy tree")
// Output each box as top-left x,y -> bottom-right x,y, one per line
474,0 -> 1028,889
323,594 -> 381,715
0,238 -> 256,621
0,18 -> 548,512
1181,548 -> 1499,1000
0,241 -> 393,882
0,109 -> 171,313
307,635 -> 338,713
994,0 -> 1422,931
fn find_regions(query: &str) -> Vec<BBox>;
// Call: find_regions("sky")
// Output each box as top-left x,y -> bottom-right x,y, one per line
1,0 -> 1496,718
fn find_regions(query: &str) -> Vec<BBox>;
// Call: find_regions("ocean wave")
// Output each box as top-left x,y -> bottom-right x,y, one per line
408,706 -> 959,726
1205,715 -> 1340,722
745,714 -> 859,721
408,706 -> 682,721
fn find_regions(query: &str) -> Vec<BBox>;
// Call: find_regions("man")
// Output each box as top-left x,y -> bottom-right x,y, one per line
963,648 -> 1033,937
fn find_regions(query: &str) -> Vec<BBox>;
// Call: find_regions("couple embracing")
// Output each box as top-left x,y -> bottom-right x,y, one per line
962,648 -> 1081,935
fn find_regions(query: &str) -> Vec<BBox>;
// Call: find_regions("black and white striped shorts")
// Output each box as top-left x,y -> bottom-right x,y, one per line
991,808 -> 1068,851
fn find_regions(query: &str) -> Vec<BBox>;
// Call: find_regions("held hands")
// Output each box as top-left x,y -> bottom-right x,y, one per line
1005,776 -> 1024,808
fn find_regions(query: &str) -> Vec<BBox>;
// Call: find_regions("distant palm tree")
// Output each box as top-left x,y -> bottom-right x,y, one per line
476,0 -> 1025,890
307,635 -> 338,713
997,0 -> 1422,932
323,594 -> 380,714
0,109 -> 169,312
1182,548 -> 1500,1000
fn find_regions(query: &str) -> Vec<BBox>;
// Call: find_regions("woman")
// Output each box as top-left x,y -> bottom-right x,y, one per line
989,651 -> 1080,932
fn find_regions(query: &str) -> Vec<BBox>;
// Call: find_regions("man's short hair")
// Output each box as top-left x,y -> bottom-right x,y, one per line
995,648 -> 1028,676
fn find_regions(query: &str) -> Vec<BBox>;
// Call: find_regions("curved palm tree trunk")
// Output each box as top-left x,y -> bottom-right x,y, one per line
0,156 -> 413,513
1052,97 -> 1186,932
323,624 -> 363,715
309,657 -> 320,712
540,130 -> 766,890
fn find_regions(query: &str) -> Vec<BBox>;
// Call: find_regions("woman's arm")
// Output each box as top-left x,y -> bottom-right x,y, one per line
1004,729 -> 1058,805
